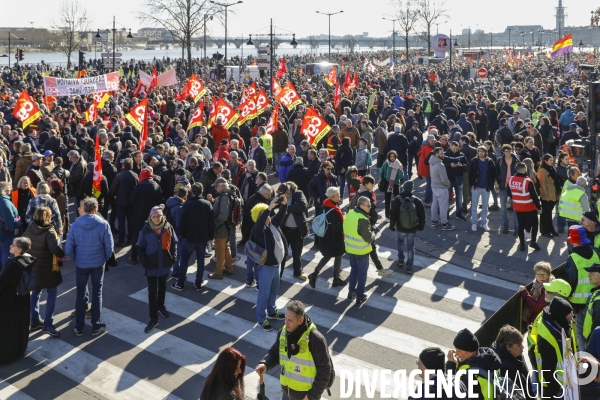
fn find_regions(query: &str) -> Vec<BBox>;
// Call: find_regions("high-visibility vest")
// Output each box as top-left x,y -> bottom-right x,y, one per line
260,134 -> 273,159
535,318 -> 565,388
569,251 -> 600,304
529,311 -> 579,357
561,145 -> 578,165
558,185 -> 585,221
508,175 -> 537,212
326,134 -> 338,156
343,210 -> 372,255
279,323 -> 317,392
584,289 -> 600,340
457,364 -> 493,400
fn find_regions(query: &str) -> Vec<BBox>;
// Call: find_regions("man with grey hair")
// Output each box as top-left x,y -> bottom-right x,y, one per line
25,182 -> 62,234
255,299 -> 333,400
65,197 -> 114,336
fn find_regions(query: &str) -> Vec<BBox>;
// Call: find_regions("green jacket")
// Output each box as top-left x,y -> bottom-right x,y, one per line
379,159 -> 404,186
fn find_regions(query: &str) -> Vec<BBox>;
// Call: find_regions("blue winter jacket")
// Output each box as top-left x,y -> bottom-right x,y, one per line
558,109 -> 575,127
65,213 -> 113,268
165,196 -> 184,236
0,194 -> 18,241
278,153 -> 295,183
136,221 -> 178,278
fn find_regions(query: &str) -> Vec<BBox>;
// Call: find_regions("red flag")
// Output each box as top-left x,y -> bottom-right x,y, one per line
343,68 -> 352,95
254,88 -> 270,117
333,79 -> 341,114
213,98 -> 239,129
589,54 -> 595,62
238,95 -> 257,125
272,78 -> 282,95
276,57 -> 287,78
85,100 -> 98,122
352,72 -> 359,89
301,108 -> 331,146
265,104 -> 279,134
148,66 -> 158,91
92,134 -> 103,198
43,96 -> 57,109
246,82 -> 258,99
187,99 -> 205,132
324,66 -> 337,86
12,91 -> 42,129
126,99 -> 148,152
207,96 -> 219,129
133,80 -> 146,98
274,81 -> 302,111
188,74 -> 207,103
176,80 -> 191,101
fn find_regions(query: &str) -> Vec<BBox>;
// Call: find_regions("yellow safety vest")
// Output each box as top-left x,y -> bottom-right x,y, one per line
260,134 -> 273,159
529,311 -> 578,355
534,319 -> 565,387
343,210 -> 372,255
558,185 -> 584,221
584,289 -> 600,340
569,251 -> 600,304
279,323 -> 317,392
457,364 -> 493,400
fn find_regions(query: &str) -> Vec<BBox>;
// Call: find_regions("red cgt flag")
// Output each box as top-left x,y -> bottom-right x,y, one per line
324,66 -> 337,86
187,99 -> 205,132
301,108 -> 331,146
238,95 -> 257,125
188,74 -> 207,103
265,104 -> 279,134
148,66 -> 158,91
254,88 -> 270,117
333,79 -> 341,114
213,98 -> 240,129
276,57 -> 287,78
343,68 -> 352,95
12,91 -> 41,129
133,80 -> 146,98
92,134 -> 103,198
274,81 -> 302,111
126,98 -> 148,152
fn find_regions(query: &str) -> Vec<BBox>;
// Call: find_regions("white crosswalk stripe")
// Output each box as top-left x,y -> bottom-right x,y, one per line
3,241 -> 517,399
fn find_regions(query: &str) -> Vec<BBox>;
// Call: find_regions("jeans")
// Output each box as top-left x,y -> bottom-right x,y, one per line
31,286 -> 58,327
576,308 -> 586,353
491,185 -> 499,207
229,226 -> 237,258
273,152 -> 285,175
147,274 -> 168,321
312,255 -> 342,280
255,264 -> 280,323
557,215 -> 567,231
348,254 -> 369,298
246,256 -> 255,284
0,236 -> 13,269
397,232 -> 415,267
471,187 -> 490,226
177,240 -> 206,287
499,188 -> 518,230
424,178 -> 432,204
338,174 -> 346,199
462,171 -> 471,210
172,235 -> 183,277
75,266 -> 104,331
431,187 -> 449,224
281,226 -> 303,276
448,178 -> 463,215
214,237 -> 233,275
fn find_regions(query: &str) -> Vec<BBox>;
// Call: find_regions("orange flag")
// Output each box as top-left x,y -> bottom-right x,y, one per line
12,91 -> 41,129
265,104 -> 279,134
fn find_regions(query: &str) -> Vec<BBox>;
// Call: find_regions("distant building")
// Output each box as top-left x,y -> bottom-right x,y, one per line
137,27 -> 172,41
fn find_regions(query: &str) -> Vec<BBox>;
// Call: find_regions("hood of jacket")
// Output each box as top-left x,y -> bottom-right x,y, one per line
139,168 -> 154,182
13,253 -> 36,271
27,221 -> 53,237
165,196 -> 184,208
566,183 -> 584,192
76,213 -> 104,231
463,347 -> 502,371
428,155 -> 442,166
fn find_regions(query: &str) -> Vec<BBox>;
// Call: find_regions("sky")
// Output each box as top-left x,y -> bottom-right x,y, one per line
8,0 -> 594,39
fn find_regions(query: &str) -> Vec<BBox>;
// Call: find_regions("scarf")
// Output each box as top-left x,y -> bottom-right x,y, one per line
531,274 -> 555,300
323,198 -> 344,239
541,162 -> 561,194
148,217 -> 172,252
386,158 -> 402,193
149,217 -> 167,230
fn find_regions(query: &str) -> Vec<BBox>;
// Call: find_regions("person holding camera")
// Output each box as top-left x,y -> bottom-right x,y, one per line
276,182 -> 309,281
443,141 -> 468,222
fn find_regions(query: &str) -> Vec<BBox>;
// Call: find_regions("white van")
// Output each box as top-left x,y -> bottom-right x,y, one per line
225,66 -> 261,82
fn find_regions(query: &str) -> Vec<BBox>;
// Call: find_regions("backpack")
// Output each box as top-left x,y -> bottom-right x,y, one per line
548,126 -> 557,144
17,264 -> 36,296
474,368 -> 526,400
398,197 -> 419,230
225,191 -> 243,226
312,209 -> 333,237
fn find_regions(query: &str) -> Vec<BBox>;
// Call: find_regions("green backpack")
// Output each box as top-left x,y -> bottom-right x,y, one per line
398,197 -> 419,229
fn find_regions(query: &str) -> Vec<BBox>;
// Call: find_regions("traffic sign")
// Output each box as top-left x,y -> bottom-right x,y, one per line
101,52 -> 122,57
477,68 -> 487,79
313,65 -> 321,74
102,58 -> 122,64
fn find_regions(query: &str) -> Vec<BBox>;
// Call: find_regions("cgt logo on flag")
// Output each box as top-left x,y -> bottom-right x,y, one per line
12,91 -> 42,129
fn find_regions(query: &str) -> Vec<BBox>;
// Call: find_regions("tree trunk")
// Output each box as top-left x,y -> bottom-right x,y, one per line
427,27 -> 431,55
405,35 -> 409,63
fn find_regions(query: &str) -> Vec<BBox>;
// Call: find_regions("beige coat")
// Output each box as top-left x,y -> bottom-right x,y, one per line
537,167 -> 557,202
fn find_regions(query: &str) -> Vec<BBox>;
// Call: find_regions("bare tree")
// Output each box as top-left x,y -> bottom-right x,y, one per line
307,36 -> 320,50
139,0 -> 221,77
51,0 -> 91,69
344,35 -> 357,53
415,0 -> 447,56
390,0 -> 419,62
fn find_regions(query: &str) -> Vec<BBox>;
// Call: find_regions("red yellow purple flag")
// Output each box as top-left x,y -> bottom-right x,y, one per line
551,33 -> 573,57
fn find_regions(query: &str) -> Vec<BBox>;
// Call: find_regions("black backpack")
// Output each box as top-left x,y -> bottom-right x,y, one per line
17,262 -> 36,296
398,197 -> 419,230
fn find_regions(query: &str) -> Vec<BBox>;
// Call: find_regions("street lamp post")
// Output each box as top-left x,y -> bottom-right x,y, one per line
204,13 -> 213,73
210,0 -> 243,65
507,27 -> 513,49
316,10 -> 344,62
468,27 -> 471,49
382,17 -> 399,65
531,30 -> 534,49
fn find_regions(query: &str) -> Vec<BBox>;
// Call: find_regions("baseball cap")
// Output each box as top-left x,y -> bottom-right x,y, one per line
569,123 -> 578,129
585,263 -> 600,273
43,150 -> 54,157
32,153 -> 44,161
543,279 -> 572,297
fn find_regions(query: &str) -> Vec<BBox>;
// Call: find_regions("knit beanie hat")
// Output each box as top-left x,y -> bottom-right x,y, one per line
453,328 -> 479,352
418,347 -> 445,370
549,297 -> 573,329
150,205 -> 164,216
402,180 -> 414,193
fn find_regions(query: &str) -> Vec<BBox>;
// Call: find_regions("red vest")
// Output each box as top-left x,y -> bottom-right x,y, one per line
326,134 -> 337,156
348,176 -> 362,201
508,175 -> 537,212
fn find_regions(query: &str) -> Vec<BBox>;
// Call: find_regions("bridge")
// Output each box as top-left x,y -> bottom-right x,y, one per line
147,35 -> 401,49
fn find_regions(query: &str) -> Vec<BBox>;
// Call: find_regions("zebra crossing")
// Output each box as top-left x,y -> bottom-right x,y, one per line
0,237 -> 519,400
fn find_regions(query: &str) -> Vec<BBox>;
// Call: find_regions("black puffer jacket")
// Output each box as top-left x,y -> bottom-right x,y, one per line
446,347 -> 502,400
279,187 -> 309,238
23,222 -> 64,290
110,169 -> 139,205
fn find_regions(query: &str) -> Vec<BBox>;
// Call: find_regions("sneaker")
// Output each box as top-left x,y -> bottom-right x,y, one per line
193,282 -> 202,291
205,244 -> 213,257
74,328 -> 84,337
294,274 -> 307,281
442,223 -> 456,231
144,320 -> 158,333
232,256 -> 241,263
530,243 -> 541,251
332,278 -> 347,287
482,224 -> 490,232
356,295 -> 368,305
308,273 -> 317,289
42,326 -> 60,338
171,282 -> 184,291
456,214 -> 467,221
208,273 -> 223,280
347,292 -> 357,300
502,227 -> 509,234
158,308 -> 170,318
384,217 -> 390,222
260,320 -> 273,331
424,203 -> 431,208
245,280 -> 255,288
377,269 -> 393,277
397,259 -> 404,266
91,324 -> 106,336
30,321 -> 44,331
406,266 -> 413,274
489,205 -> 500,211
471,224 -> 477,232
431,220 -> 440,227
268,311 -> 285,320
524,231 -> 531,239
